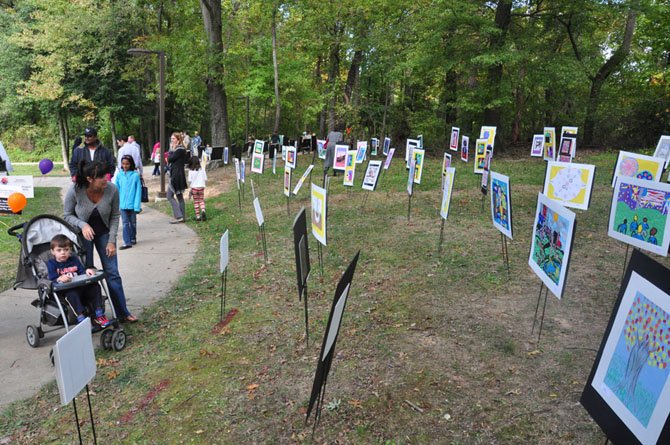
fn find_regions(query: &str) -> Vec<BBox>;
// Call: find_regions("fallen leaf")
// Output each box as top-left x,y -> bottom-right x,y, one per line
246,383 -> 259,392
106,370 -> 119,380
348,399 -> 363,408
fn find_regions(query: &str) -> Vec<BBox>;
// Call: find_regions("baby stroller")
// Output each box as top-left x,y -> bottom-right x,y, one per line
8,214 -> 126,352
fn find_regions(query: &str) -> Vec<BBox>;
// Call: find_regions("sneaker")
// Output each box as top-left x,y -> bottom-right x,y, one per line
119,245 -> 132,250
95,315 -> 111,328
201,211 -> 207,221
170,218 -> 184,224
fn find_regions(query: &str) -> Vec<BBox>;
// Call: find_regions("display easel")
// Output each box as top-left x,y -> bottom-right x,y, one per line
500,233 -> 510,280
438,218 -> 446,254
71,385 -> 98,445
220,268 -> 228,320
531,283 -> 550,344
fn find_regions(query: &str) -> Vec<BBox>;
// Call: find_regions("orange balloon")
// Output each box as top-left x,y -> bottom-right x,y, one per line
7,192 -> 27,213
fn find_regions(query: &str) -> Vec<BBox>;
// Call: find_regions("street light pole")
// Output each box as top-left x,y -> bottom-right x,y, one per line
128,48 -> 167,198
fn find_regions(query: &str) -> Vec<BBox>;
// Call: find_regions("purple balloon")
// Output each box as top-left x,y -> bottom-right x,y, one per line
39,158 -> 54,175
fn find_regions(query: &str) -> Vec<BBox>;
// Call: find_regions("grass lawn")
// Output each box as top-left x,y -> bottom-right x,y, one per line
2,149 -> 669,444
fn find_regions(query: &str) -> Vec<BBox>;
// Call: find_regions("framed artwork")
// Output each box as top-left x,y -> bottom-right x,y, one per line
461,136 -> 469,162
219,230 -> 229,274
531,134 -> 544,157
474,138 -> 487,174
560,126 -> 578,159
223,146 -> 229,164
543,127 -> 556,161
440,167 -> 456,220
383,137 -> 391,156
383,148 -> 395,170
356,141 -> 367,163
334,144 -> 348,171
490,171 -> 513,239
311,183 -> 327,246
528,193 -> 576,299
558,137 -> 575,163
412,148 -> 425,184
371,138 -> 379,156
608,176 -> 670,256
479,126 -> 497,152
254,139 -> 264,154
612,151 -> 665,187
286,146 -> 297,169
442,152 -> 452,177
240,160 -> 246,183
53,319 -> 96,406
481,149 -> 493,194
418,134 -> 424,148
317,139 -> 327,160
362,160 -> 382,191
407,157 -> 415,196
253,197 -> 264,227
344,150 -> 356,187
406,138 -> 420,167
581,250 -> 670,445
293,207 -> 311,301
293,165 -> 314,196
251,152 -> 264,174
283,166 -> 291,197
449,127 -> 460,151
234,158 -> 241,189
543,161 -> 596,211
653,135 -> 670,169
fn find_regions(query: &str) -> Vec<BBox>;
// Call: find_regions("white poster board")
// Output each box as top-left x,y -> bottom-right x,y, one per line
219,230 -> 229,273
293,164 -> 314,195
53,319 -> 96,406
0,176 -> 34,198
253,197 -> 264,227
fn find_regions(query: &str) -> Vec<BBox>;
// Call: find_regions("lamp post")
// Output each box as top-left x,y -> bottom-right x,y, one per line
128,48 -> 166,198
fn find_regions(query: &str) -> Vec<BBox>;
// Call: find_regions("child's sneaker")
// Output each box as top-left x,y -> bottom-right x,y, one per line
201,211 -> 207,221
95,315 -> 111,328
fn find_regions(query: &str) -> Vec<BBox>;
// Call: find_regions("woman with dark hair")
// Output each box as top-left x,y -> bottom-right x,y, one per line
63,160 -> 137,322
167,132 -> 188,223
114,155 -> 142,249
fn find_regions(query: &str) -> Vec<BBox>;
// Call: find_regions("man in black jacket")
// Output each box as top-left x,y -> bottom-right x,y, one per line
68,127 -> 116,180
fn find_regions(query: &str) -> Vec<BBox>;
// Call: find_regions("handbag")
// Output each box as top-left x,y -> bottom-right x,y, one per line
141,178 -> 149,203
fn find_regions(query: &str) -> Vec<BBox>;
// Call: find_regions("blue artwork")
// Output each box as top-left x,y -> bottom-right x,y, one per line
492,179 -> 510,231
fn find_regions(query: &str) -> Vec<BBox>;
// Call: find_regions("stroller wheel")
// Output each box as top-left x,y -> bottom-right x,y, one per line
100,328 -> 114,350
112,330 -> 127,351
26,325 -> 40,348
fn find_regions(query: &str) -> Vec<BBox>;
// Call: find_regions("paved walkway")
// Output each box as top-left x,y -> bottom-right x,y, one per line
0,177 -> 197,410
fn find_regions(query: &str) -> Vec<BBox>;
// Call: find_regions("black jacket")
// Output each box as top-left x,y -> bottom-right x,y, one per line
69,141 -> 116,177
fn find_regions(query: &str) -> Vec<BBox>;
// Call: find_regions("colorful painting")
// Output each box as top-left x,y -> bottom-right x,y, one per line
481,150 -> 492,194
449,127 -> 460,151
383,137 -> 391,156
543,161 -> 596,211
528,193 -> 576,299
581,250 -> 670,445
240,160 -> 245,183
412,148 -> 425,184
406,138 -> 420,167
317,139 -> 326,160
344,150 -> 356,186
356,141 -> 367,163
543,127 -> 556,161
530,134 -> 544,157
234,158 -> 241,189
474,138 -> 487,174
608,177 -> 670,256
653,135 -> 670,169
293,164 -> 314,195
371,138 -> 379,156
383,148 -> 395,170
334,144 -> 348,171
311,183 -> 327,246
612,151 -> 665,187
251,152 -> 264,174
442,152 -> 452,176
407,157 -> 415,196
557,137 -> 575,163
461,136 -> 469,162
490,172 -> 513,239
560,126 -> 578,159
254,139 -> 264,154
362,160 -> 383,191
286,146 -> 297,169
440,167 -> 456,220
283,166 -> 291,197
479,126 -> 497,152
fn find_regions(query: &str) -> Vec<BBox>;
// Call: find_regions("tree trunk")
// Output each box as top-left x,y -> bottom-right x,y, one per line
511,66 -> 526,144
271,8 -> 281,134
326,23 -> 342,133
381,81 -> 389,139
616,338 -> 649,400
109,111 -> 118,156
57,111 -> 69,171
344,49 -> 363,106
583,6 -> 637,146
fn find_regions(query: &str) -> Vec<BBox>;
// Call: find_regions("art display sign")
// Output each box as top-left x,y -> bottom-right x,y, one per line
543,161 -> 596,211
284,166 -> 292,197
254,139 -> 264,154
461,136 -> 469,162
530,134 -> 544,157
317,139 -> 326,160
219,230 -> 229,273
412,148 -> 425,184
293,208 -> 311,300
311,183 -> 327,246
383,137 -> 391,156
479,126 -> 497,153
653,135 -> 670,169
293,165 -> 314,195
612,151 -> 665,187
356,141 -> 367,163
251,152 -> 264,174
362,160 -> 382,191
334,144 -> 348,171
440,167 -> 456,220
449,127 -> 460,151
371,138 -> 379,156
344,150 -> 356,186
405,138 -> 420,167
53,319 -> 96,406
543,127 -> 556,161
474,138 -> 487,174
253,197 -> 264,227
383,148 -> 395,170
490,171 -> 513,239
560,126 -> 578,160
286,146 -> 297,170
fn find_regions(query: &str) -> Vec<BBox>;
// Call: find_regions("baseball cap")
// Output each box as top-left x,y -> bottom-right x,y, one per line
84,127 -> 98,137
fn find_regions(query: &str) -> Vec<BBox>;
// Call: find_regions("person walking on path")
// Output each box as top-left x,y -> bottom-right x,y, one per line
191,131 -> 202,158
167,132 -> 188,224
63,160 -> 138,322
187,156 -> 207,221
68,127 -> 116,180
116,135 -> 143,177
114,155 -> 142,249
151,142 -> 161,176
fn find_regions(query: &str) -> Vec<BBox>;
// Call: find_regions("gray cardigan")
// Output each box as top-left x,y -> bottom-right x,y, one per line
63,183 -> 120,245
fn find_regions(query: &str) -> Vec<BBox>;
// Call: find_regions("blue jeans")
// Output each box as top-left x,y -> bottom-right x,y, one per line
120,209 -> 137,246
83,232 -> 131,319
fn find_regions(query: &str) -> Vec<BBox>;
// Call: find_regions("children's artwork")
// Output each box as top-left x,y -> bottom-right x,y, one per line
306,251 -> 360,427
220,230 -> 229,273
344,150 -> 356,187
581,250 -> 670,445
461,136 -> 469,162
223,146 -> 229,164
311,183 -> 327,246
371,138 -> 379,156
558,137 -> 575,163
480,149 -> 493,194
234,158 -> 241,189
412,148 -> 425,184
383,148 -> 395,170
53,319 -> 96,406
293,207 -> 311,301
449,127 -> 460,151
530,134 -> 544,157
356,141 -> 367,163
383,137 -> 391,156
479,126 -> 497,152
407,157 -> 415,196
560,126 -> 578,159
317,139 -> 327,160
608,177 -> 670,256
286,146 -> 297,169
254,139 -> 264,154
490,172 -> 513,239
284,166 -> 292,197
612,151 -> 665,187
240,160 -> 246,183
406,138 -> 420,167
253,197 -> 264,226
362,160 -> 382,191
418,134 -> 424,148
441,152 -> 452,191
293,165 -> 314,195
543,127 -> 556,161
334,144 -> 348,171
528,193 -> 576,299
251,152 -> 264,174
474,139 -> 487,174
653,135 -> 670,169
440,167 -> 456,220
543,161 -> 596,211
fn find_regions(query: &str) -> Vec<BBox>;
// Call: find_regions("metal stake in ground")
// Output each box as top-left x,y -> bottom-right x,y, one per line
360,189 -> 370,210
438,218 -> 446,254
531,283 -> 549,344
303,284 -> 309,347
259,223 -> 268,266
621,244 -> 630,283
500,233 -> 510,280
317,242 -> 324,277
220,268 -> 227,320
407,194 -> 413,221
72,396 -> 84,445
85,384 -> 98,445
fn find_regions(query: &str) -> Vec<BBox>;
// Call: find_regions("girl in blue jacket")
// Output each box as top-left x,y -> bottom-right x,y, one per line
114,155 -> 142,249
